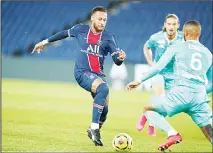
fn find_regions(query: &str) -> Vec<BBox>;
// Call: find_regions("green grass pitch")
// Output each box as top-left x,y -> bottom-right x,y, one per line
2,79 -> 212,152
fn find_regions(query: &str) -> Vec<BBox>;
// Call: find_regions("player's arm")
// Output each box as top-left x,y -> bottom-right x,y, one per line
32,24 -> 80,54
143,36 -> 155,65
205,64 -> 212,94
109,34 -> 126,66
126,46 -> 176,90
139,45 -> 175,82
143,45 -> 153,65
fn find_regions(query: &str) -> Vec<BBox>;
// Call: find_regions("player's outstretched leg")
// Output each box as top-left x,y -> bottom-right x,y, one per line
143,106 -> 181,151
148,74 -> 165,136
87,83 -> 109,146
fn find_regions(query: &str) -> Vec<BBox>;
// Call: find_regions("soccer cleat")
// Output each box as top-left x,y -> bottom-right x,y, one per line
137,114 -> 147,131
158,133 -> 182,151
148,125 -> 156,136
87,127 -> 104,146
87,123 -> 103,140
87,127 -> 92,139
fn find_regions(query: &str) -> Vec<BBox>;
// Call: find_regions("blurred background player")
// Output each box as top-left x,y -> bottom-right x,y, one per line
32,6 -> 126,146
109,63 -> 128,90
137,14 -> 183,136
127,20 -> 212,151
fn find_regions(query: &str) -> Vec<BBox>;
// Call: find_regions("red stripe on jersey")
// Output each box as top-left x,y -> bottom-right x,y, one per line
87,54 -> 100,73
87,29 -> 102,44
87,29 -> 102,73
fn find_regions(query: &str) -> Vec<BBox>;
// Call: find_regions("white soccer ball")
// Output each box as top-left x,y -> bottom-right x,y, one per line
112,133 -> 133,152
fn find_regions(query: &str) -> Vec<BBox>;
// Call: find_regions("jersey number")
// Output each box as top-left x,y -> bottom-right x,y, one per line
190,53 -> 202,71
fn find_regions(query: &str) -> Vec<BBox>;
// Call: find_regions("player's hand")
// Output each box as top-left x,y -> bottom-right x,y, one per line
117,50 -> 126,61
31,42 -> 45,54
126,81 -> 141,91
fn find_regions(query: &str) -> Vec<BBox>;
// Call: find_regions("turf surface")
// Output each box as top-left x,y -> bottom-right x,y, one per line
2,79 -> 212,152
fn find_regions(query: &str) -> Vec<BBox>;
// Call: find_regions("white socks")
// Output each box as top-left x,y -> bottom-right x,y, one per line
149,122 -> 154,126
91,123 -> 99,130
168,129 -> 178,137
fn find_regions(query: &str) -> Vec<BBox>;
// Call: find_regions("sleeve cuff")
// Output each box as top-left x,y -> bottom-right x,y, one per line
136,77 -> 142,83
41,39 -> 49,45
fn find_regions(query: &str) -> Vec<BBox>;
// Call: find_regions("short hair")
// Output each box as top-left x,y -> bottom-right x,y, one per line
183,20 -> 201,36
162,14 -> 180,32
92,6 -> 107,15
184,20 -> 201,28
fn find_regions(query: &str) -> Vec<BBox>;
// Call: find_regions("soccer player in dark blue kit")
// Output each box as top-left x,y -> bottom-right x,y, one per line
32,6 -> 126,146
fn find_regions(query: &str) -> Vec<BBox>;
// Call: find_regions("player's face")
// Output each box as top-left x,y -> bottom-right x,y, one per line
91,11 -> 107,32
164,17 -> 180,36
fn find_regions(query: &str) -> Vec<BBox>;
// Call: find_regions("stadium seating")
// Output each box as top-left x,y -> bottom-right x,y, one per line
2,1 -> 212,63
1,1 -> 109,56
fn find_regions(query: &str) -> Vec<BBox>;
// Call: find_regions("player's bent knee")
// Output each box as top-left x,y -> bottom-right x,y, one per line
96,83 -> 109,98
91,78 -> 106,93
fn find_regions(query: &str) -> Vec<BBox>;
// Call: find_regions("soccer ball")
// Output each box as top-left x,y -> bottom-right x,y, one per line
112,133 -> 133,152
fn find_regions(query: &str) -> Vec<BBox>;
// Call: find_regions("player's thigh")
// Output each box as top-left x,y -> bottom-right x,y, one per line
76,71 -> 106,92
151,95 -> 168,117
165,89 -> 190,117
187,101 -> 212,128
91,76 -> 107,94
156,88 -> 188,117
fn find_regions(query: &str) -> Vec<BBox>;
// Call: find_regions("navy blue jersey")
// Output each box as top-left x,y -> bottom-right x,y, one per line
68,24 -> 121,76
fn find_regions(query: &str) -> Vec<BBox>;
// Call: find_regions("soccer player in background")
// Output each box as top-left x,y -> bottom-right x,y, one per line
32,6 -> 126,146
138,14 -> 183,136
127,20 -> 212,151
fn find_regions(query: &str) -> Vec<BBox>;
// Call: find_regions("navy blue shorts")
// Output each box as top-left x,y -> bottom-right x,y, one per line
75,71 -> 107,92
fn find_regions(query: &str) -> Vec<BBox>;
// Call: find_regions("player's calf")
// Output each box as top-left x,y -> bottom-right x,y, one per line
200,124 -> 213,144
92,83 -> 109,126
99,106 -> 108,130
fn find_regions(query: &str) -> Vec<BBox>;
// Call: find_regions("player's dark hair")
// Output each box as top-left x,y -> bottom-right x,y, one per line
92,6 -> 107,15
162,14 -> 180,32
184,20 -> 200,27
183,20 -> 201,36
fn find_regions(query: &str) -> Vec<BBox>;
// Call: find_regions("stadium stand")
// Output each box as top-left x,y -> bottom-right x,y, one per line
2,1 -> 212,63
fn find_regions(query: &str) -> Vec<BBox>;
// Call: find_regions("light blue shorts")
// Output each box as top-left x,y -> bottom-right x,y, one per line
152,86 -> 212,128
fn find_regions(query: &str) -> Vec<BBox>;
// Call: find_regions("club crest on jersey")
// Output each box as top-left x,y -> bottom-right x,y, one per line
87,44 -> 100,55
97,40 -> 102,46
89,74 -> 95,79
